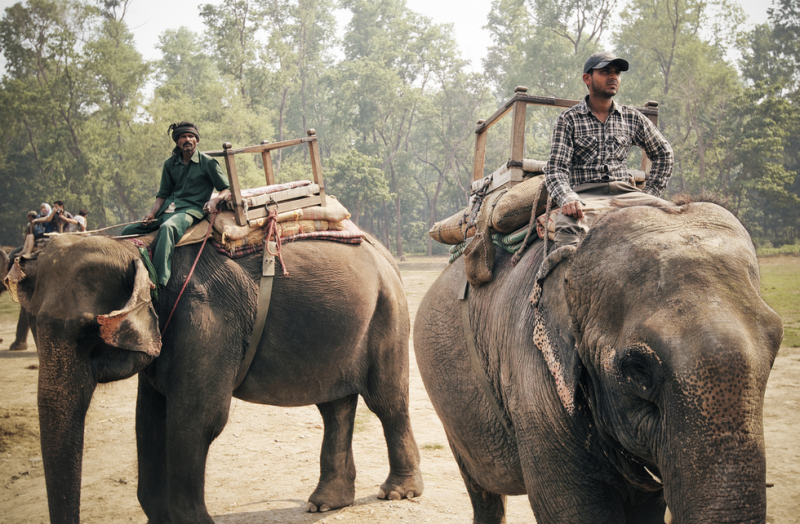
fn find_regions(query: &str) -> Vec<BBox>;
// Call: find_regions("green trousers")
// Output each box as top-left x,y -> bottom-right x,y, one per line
122,212 -> 197,286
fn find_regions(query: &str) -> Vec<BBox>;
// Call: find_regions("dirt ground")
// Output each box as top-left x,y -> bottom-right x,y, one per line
1,256 -> 798,523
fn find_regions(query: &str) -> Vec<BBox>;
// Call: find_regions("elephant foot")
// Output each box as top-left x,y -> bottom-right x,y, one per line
8,341 -> 27,351
307,480 -> 355,513
377,470 -> 424,501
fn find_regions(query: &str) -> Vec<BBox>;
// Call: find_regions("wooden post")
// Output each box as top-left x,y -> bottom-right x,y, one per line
640,100 -> 659,173
306,129 -> 327,207
260,140 -> 275,186
223,142 -> 247,226
510,86 -> 528,162
508,86 -> 528,185
473,119 -> 487,182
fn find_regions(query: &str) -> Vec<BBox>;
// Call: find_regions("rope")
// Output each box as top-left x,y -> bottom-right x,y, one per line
161,212 -> 218,336
261,204 -> 287,276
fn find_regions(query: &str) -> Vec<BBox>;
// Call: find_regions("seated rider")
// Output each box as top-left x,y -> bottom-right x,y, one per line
50,200 -> 76,233
544,51 -> 674,248
121,122 -> 231,287
20,203 -> 55,256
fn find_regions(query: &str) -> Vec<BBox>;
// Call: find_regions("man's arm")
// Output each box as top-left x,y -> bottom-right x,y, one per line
142,197 -> 166,225
544,112 -> 583,216
635,113 -> 674,197
203,157 -> 231,214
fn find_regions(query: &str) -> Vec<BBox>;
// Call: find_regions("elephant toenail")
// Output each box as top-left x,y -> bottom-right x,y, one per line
388,491 -> 401,500
406,491 -> 415,498
378,489 -> 387,499
320,504 -> 330,512
307,502 -> 318,512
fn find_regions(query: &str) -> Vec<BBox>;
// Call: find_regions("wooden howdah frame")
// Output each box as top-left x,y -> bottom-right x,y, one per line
471,86 -> 659,193
204,129 -> 327,227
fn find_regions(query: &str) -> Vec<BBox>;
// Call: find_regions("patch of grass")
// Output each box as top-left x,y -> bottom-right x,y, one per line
421,443 -> 444,451
757,244 -> 800,256
759,256 -> 800,347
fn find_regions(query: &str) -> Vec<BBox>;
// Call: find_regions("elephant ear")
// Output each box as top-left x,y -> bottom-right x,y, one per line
96,259 -> 161,357
4,257 -> 31,309
532,246 -> 583,415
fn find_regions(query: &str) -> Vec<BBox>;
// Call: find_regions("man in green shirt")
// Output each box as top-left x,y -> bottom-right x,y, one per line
123,122 -> 231,287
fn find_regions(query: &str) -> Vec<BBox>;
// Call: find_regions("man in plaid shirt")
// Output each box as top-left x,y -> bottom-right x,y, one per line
544,51 -> 674,247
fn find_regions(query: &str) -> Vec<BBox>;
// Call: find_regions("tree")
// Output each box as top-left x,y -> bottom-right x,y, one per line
329,0 -> 465,256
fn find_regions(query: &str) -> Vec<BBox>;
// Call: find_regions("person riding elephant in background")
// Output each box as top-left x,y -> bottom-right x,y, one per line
55,202 -> 87,233
49,200 -> 76,233
74,209 -> 88,232
20,203 -> 54,256
121,121 -> 231,287
544,51 -> 675,248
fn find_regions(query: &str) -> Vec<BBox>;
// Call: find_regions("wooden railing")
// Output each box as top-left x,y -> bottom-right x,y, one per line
204,129 -> 326,226
472,86 -> 659,185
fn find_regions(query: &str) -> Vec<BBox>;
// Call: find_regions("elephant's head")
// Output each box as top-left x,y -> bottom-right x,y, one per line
539,202 -> 783,523
5,235 -> 161,523
0,248 -> 10,293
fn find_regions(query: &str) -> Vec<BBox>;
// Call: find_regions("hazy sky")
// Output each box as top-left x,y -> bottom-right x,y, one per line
0,0 -> 775,72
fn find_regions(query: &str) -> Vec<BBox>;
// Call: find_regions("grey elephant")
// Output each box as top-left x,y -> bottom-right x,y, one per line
1,249 -> 30,351
5,233 -> 423,523
414,202 -> 782,523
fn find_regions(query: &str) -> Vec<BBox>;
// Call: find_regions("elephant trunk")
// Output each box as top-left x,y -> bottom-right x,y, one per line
662,429 -> 767,523
37,339 -> 97,524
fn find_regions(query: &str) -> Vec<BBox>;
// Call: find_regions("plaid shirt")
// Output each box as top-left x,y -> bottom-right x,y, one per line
544,96 -> 674,207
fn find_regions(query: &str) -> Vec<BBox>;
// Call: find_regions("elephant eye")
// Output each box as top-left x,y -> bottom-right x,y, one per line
617,349 -> 660,394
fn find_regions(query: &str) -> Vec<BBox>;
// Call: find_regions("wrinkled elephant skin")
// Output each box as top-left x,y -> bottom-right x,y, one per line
14,234 -> 422,524
414,203 -> 782,524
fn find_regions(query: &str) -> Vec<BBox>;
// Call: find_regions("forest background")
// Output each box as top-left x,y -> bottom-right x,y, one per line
0,0 -> 798,257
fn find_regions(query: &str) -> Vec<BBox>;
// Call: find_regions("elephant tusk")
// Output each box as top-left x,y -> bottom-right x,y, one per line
644,466 -> 663,484
664,506 -> 673,524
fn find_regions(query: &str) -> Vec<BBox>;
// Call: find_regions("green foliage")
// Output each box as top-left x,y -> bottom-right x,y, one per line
0,0 -> 797,252
326,149 -> 391,225
759,256 -> 800,347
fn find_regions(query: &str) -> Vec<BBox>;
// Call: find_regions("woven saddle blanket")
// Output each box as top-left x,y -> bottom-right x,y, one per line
139,182 -> 364,257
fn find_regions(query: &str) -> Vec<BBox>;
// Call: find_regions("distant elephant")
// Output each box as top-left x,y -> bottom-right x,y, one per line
1,249 -> 30,351
5,233 -> 423,524
414,202 -> 783,523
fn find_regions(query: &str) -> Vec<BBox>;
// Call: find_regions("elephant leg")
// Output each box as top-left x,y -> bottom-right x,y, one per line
9,309 -> 29,351
456,454 -> 507,524
164,388 -> 232,524
308,394 -> 358,512
136,375 -> 172,523
362,380 -> 423,500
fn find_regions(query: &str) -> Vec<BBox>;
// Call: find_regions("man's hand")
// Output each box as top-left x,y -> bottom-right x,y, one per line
204,190 -> 230,214
561,200 -> 585,219
142,212 -> 156,226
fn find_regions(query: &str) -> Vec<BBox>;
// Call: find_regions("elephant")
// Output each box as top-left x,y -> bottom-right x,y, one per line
5,232 -> 423,523
1,249 -> 31,351
413,202 -> 783,524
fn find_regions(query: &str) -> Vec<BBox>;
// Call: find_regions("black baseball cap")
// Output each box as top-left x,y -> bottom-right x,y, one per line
584,52 -> 629,74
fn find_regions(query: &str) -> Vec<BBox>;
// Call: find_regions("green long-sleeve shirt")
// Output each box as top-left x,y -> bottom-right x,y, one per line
156,151 -> 230,219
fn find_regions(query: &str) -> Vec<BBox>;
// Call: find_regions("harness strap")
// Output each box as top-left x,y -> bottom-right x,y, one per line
459,277 -> 517,443
234,241 -> 276,391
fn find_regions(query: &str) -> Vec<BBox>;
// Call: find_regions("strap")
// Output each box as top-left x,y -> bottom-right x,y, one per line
234,241 -> 276,391
162,212 -> 218,335
459,279 -> 517,442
